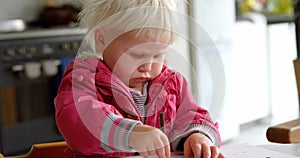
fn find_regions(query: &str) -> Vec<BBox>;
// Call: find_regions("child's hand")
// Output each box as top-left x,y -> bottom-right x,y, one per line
183,133 -> 225,158
128,124 -> 171,158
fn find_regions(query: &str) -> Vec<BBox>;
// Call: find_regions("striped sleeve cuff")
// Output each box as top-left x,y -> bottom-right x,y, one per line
170,124 -> 220,152
100,113 -> 142,152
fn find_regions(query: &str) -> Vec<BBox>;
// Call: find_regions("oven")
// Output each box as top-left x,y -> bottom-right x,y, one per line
0,28 -> 86,155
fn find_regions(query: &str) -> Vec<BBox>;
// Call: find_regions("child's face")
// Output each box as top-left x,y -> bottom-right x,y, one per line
102,31 -> 170,91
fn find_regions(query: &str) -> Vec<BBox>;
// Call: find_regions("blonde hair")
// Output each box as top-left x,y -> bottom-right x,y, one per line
79,0 -> 179,33
77,0 -> 181,58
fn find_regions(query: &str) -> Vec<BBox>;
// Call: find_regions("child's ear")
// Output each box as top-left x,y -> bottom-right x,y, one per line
94,28 -> 105,55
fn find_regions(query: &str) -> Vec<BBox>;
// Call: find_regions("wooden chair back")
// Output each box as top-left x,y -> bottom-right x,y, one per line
3,141 -> 67,158
266,119 -> 300,143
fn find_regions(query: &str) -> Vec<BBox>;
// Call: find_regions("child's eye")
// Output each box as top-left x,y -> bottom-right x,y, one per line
130,53 -> 143,59
154,54 -> 165,59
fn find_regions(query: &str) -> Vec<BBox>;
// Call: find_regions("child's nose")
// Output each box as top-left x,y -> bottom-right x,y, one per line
138,62 -> 152,72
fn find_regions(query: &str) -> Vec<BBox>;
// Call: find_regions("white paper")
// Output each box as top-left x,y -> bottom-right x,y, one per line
220,144 -> 300,158
124,153 -> 183,158
124,144 -> 300,158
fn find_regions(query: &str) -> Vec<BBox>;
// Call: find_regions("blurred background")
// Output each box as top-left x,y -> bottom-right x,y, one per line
0,0 -> 298,156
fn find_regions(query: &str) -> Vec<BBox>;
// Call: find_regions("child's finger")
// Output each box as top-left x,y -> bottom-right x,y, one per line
210,146 -> 218,158
156,146 -> 167,158
190,143 -> 202,158
139,151 -> 149,158
153,138 -> 167,158
148,149 -> 156,156
164,142 -> 171,157
201,144 -> 212,157
160,134 -> 171,157
218,152 -> 226,158
183,142 -> 192,158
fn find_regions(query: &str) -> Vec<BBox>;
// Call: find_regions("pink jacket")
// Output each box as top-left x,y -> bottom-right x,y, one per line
54,57 -> 221,157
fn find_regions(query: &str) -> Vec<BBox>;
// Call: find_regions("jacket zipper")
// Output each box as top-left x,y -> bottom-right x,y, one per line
145,72 -> 176,126
98,82 -> 142,120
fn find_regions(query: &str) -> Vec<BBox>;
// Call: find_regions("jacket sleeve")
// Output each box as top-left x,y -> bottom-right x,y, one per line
169,73 -> 221,151
54,61 -> 141,155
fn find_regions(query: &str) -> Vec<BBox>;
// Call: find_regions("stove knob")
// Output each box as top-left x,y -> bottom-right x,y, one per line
61,42 -> 71,51
71,42 -> 80,50
18,47 -> 26,55
42,44 -> 54,54
5,48 -> 16,56
28,46 -> 37,54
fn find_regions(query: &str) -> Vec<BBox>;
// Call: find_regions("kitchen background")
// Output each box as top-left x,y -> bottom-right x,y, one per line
0,0 -> 298,156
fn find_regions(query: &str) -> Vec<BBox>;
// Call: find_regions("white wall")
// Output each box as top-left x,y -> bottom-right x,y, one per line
166,0 -> 192,89
232,13 -> 270,124
189,0 -> 240,142
189,0 -> 299,145
268,23 -> 299,124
